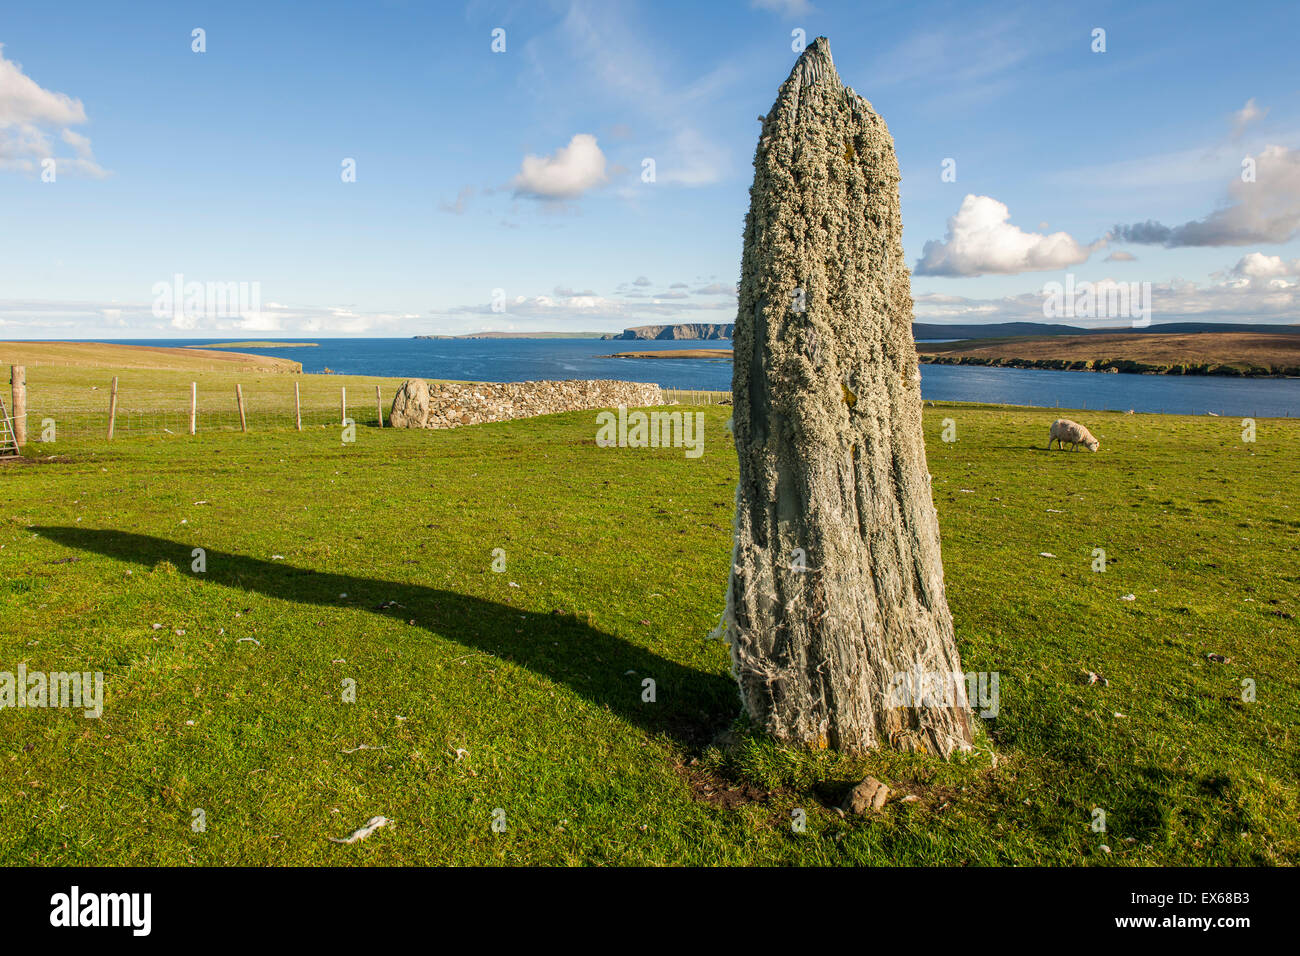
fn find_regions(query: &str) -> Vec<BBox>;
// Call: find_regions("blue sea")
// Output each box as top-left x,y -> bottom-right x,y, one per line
116,338 -> 1300,418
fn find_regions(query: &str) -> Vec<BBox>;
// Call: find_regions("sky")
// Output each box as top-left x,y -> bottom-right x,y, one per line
2,0 -> 1299,339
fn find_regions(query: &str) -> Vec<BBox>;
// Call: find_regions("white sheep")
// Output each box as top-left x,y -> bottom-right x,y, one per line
1048,418 -> 1100,452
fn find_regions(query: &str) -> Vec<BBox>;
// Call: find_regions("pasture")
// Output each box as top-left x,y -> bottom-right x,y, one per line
1,365 -> 1297,864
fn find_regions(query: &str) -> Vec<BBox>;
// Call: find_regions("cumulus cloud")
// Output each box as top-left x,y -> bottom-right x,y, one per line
1110,145 -> 1300,247
1229,252 -> 1300,279
915,194 -> 1101,276
1104,251 -> 1137,262
1231,97 -> 1268,139
510,133 -> 608,200
0,44 -> 107,178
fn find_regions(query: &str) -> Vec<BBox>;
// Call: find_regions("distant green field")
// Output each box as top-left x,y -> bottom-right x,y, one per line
1,371 -> 1297,865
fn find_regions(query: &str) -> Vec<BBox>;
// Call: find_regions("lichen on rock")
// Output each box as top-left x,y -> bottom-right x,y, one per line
388,378 -> 664,429
718,37 -> 974,757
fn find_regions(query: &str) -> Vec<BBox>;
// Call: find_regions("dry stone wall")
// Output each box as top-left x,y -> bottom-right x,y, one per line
388,378 -> 664,429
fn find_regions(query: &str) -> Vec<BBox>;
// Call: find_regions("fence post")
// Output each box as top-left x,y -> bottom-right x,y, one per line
341,386 -> 347,426
295,381 -> 302,431
106,376 -> 119,440
236,384 -> 247,432
10,365 -> 26,445
189,382 -> 197,435
375,385 -> 383,427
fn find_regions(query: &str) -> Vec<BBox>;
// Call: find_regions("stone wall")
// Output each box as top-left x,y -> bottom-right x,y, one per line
388,378 -> 664,429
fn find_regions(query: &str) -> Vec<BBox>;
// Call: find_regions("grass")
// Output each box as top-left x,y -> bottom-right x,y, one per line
1,371 -> 1297,865
0,361 -> 431,439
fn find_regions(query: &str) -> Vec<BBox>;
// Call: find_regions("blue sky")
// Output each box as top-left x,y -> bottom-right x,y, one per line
2,0 -> 1298,338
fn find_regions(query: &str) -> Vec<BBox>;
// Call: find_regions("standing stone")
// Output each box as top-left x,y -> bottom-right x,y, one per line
718,38 -> 973,757
389,379 -> 431,428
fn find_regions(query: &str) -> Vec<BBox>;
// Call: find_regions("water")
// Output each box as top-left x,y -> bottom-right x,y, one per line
916,364 -> 1300,418
119,338 -> 1300,418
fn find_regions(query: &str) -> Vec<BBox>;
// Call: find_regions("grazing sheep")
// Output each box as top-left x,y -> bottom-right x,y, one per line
1048,418 -> 1100,452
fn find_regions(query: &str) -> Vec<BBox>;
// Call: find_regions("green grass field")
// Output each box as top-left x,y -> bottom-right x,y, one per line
2,375 -> 1297,865
1,360 -> 424,439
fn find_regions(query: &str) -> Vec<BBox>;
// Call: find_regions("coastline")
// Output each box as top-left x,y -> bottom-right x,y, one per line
917,354 -> 1300,377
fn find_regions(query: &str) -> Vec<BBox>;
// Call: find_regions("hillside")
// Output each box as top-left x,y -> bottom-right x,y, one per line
0,341 -> 302,373
918,331 -> 1300,375
914,321 -> 1300,340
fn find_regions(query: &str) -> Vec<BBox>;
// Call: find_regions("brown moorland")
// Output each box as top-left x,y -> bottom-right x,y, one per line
0,341 -> 301,373
918,331 -> 1300,375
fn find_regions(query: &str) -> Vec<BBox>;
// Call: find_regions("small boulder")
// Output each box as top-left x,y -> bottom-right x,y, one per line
842,776 -> 890,815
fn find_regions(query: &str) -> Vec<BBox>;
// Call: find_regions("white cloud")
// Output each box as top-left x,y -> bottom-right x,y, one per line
523,3 -> 732,192
1231,97 -> 1268,139
510,133 -> 608,200
0,45 -> 86,127
0,297 -> 418,337
61,127 -> 92,158
913,268 -> 1300,327
1229,252 -> 1300,279
915,194 -> 1101,276
0,44 -> 107,178
1104,251 -> 1137,262
236,313 -> 284,332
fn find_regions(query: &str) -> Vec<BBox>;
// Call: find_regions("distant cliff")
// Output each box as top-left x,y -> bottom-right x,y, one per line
601,323 -> 734,341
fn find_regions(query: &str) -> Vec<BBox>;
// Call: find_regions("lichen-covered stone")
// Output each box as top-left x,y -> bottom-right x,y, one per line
718,37 -> 973,757
388,378 -> 663,429
389,378 -> 430,428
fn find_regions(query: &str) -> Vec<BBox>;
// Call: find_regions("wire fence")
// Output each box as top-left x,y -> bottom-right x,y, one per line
10,384 -> 736,445
26,407 -> 387,441
662,388 -> 731,406
13,382 -> 393,443
19,406 -> 392,442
